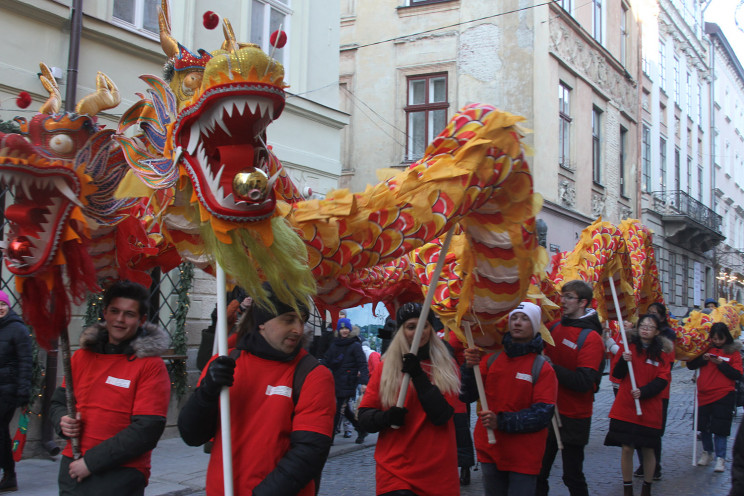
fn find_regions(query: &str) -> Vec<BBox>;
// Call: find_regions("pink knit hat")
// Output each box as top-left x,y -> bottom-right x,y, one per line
0,290 -> 11,307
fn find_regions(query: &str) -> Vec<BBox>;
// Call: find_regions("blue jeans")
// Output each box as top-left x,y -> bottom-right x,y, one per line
701,430 -> 728,459
482,463 -> 538,496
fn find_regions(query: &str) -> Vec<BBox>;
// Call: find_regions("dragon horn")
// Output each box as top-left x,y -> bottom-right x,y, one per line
38,63 -> 61,114
158,0 -> 178,58
222,18 -> 239,53
75,72 -> 121,116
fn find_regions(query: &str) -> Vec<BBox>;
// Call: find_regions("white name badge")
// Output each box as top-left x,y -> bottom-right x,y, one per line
265,385 -> 292,398
106,376 -> 131,388
516,372 -> 533,383
645,359 -> 659,367
562,338 -> 577,350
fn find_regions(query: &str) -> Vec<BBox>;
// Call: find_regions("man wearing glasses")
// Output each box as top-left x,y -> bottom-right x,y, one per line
536,280 -> 604,496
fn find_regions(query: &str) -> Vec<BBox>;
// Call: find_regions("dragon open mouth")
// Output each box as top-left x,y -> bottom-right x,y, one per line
0,161 -> 81,275
175,84 -> 285,222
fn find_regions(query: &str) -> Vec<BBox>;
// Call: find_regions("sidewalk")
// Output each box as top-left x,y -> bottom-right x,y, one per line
12,428 -> 377,495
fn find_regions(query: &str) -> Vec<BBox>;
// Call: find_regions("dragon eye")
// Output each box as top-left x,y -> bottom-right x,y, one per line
49,134 -> 74,154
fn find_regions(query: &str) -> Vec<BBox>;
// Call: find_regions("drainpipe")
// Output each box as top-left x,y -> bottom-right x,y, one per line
65,0 -> 83,110
636,14 -> 643,220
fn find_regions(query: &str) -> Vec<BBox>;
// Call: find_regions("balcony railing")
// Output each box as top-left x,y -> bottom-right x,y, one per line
651,190 -> 722,234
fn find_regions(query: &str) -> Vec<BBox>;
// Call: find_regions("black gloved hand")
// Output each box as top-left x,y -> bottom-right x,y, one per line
402,353 -> 424,378
387,406 -> 408,427
16,396 -> 29,409
201,355 -> 236,398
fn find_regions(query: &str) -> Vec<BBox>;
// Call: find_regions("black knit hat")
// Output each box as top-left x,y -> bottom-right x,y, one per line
251,282 -> 309,328
396,302 -> 436,327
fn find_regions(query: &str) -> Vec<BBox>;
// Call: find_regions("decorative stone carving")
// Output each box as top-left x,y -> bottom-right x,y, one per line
621,205 -> 633,220
559,179 -> 576,207
592,193 -> 606,218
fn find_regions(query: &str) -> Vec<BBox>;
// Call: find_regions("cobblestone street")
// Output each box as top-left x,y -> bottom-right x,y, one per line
319,365 -> 738,495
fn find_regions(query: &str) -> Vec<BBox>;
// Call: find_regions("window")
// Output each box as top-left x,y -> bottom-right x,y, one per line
251,0 -> 291,65
558,0 -> 572,12
698,82 -> 703,123
697,164 -> 703,202
405,74 -> 448,161
686,71 -> 691,113
660,137 -> 667,193
592,107 -> 602,183
620,3 -> 628,66
674,147 -> 681,191
642,125 -> 651,192
559,83 -> 572,169
593,0 -> 603,43
687,155 -> 692,196
620,127 -> 627,196
112,0 -> 159,34
642,48 -> 650,76
659,41 -> 666,91
674,56 -> 680,102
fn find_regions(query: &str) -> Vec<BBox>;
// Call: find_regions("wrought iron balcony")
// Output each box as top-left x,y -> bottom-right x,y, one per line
650,190 -> 724,252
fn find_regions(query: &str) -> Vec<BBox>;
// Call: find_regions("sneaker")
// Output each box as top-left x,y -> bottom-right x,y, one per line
355,432 -> 366,444
0,472 -> 17,493
714,457 -> 725,473
653,467 -> 662,481
343,431 -> 352,438
698,451 -> 714,466
634,466 -> 644,478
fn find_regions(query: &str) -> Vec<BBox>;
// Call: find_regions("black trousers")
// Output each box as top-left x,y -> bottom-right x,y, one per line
454,404 -> 475,468
0,402 -> 15,474
536,431 -> 589,496
58,456 -> 146,496
333,395 -> 361,439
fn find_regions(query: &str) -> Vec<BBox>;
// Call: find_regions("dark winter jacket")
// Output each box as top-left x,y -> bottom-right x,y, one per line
0,309 -> 32,405
323,335 -> 369,397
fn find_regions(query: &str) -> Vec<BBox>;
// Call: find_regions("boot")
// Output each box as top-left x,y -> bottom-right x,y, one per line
623,481 -> 633,496
0,472 -> 17,493
697,451 -> 714,466
460,466 -> 471,486
355,430 -> 367,444
633,466 -> 644,478
641,481 -> 651,496
714,457 -> 725,473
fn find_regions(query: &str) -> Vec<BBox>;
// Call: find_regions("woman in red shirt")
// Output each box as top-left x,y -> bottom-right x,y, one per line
687,322 -> 743,474
604,314 -> 673,496
358,303 -> 461,496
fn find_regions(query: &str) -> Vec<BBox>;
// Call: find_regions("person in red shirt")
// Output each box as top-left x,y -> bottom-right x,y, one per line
358,302 -> 461,496
51,281 -> 171,496
688,322 -> 743,474
536,280 -> 603,496
461,301 -> 558,496
178,283 -> 336,496
604,314 -> 673,496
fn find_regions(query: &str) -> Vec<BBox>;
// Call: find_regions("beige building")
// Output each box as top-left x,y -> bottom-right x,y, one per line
339,0 -> 640,260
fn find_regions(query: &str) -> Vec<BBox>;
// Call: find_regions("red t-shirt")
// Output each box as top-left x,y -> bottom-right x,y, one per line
359,360 -> 460,496
544,321 -> 604,418
697,346 -> 743,406
204,349 -> 336,496
609,342 -> 672,429
62,349 -> 171,481
474,352 -> 558,474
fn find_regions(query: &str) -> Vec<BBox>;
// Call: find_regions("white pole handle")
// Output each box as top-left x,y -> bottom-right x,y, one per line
692,370 -> 699,466
608,277 -> 642,416
463,322 -> 496,444
216,266 -> 234,496
393,226 -> 456,426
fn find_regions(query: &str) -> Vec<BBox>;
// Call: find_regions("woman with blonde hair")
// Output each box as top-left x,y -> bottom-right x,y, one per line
358,302 -> 461,496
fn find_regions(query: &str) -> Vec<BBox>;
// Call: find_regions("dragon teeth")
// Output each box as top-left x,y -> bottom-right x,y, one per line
187,125 -> 200,155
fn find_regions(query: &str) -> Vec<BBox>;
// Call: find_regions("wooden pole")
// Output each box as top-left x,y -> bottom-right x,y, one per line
392,226 -> 456,426
59,327 -> 80,459
216,266 -> 234,496
462,322 -> 496,444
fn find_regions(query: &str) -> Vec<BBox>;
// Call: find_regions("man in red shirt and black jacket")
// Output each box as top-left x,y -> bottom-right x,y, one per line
536,280 -> 604,496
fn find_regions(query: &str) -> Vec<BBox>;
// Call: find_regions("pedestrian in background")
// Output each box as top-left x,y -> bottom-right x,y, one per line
461,302 -> 558,496
448,330 -> 475,486
323,318 -> 369,444
604,314 -> 673,496
0,290 -> 31,493
688,322 -> 743,474
358,302 -> 461,496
